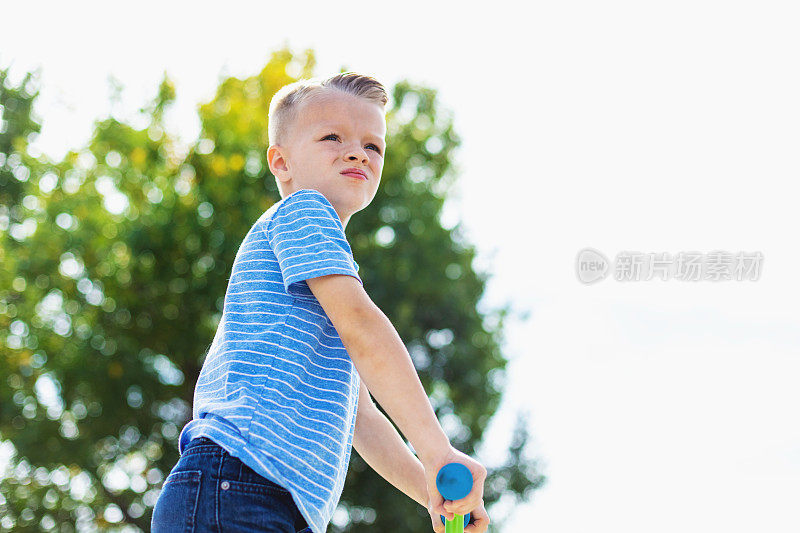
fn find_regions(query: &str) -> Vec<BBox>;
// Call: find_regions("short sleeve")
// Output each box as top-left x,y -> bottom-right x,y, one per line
264,189 -> 362,300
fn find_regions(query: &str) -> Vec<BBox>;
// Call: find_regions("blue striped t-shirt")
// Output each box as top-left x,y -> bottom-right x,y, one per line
178,188 -> 363,533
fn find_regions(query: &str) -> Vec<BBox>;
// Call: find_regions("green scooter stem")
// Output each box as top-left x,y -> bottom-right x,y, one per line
445,513 -> 465,533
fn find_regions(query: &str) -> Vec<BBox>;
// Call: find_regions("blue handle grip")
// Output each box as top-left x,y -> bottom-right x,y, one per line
437,463 -> 474,530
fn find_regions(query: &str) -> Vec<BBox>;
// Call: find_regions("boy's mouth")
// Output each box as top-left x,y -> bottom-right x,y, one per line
341,168 -> 367,180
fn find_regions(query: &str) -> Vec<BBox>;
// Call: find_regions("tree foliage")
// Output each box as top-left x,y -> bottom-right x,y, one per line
0,48 -> 545,532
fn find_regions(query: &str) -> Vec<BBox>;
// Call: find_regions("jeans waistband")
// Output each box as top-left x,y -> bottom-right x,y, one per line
182,436 -> 226,457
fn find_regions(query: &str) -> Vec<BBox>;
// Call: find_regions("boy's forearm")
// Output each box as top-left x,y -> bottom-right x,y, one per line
353,407 -> 428,507
343,305 -> 450,465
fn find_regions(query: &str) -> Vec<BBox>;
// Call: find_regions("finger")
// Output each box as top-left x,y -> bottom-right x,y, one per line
445,497 -> 478,517
470,510 -> 491,532
442,502 -> 471,520
467,487 -> 485,512
430,488 -> 445,508
464,516 -> 488,533
440,504 -> 454,521
473,464 -> 488,483
465,485 -> 484,505
429,488 -> 449,519
435,501 -> 452,521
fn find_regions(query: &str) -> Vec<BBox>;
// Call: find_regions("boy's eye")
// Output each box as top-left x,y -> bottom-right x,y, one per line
322,133 -> 382,155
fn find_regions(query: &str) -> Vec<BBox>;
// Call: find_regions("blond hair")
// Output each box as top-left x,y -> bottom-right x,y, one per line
268,72 -> 388,148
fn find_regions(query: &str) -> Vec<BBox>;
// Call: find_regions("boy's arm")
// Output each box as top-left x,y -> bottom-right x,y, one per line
353,378 -> 428,507
306,274 -> 451,466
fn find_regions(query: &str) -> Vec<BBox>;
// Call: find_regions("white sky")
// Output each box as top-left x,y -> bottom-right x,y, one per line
2,1 -> 799,532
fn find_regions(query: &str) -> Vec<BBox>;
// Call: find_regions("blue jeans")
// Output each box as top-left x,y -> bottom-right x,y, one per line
151,437 -> 312,532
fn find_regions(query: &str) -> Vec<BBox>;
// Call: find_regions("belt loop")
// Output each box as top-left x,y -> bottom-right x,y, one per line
216,447 -> 224,526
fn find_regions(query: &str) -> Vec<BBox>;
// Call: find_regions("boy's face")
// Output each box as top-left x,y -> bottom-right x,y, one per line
268,90 -> 386,228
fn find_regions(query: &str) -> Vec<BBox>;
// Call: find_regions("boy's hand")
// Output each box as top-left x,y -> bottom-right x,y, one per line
427,500 -> 490,533
426,498 -> 446,533
423,447 -> 488,526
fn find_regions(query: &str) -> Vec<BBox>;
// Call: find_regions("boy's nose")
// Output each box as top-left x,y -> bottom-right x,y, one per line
344,146 -> 368,163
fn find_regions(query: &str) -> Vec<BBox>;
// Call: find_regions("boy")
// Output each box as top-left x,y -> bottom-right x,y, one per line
152,73 -> 489,533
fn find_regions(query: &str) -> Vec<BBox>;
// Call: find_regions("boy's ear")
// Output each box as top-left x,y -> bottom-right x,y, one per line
267,145 -> 289,175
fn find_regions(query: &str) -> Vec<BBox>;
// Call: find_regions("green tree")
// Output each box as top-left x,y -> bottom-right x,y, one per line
0,48 -> 545,532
